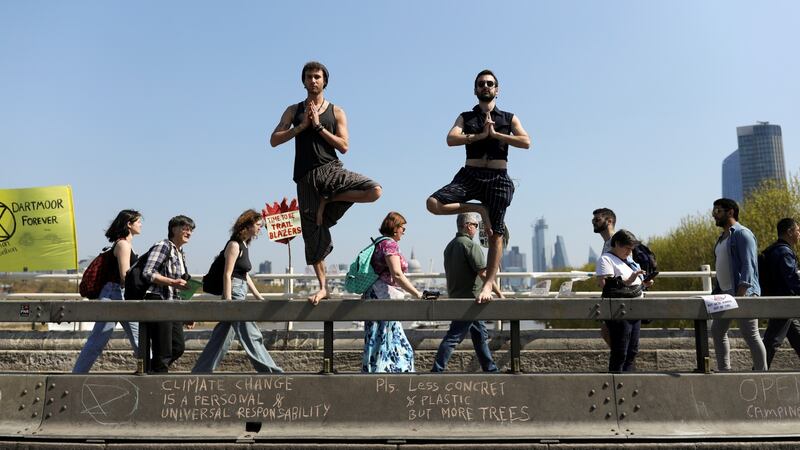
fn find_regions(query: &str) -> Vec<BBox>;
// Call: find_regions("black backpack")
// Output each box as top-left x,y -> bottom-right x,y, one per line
202,242 -> 244,296
124,248 -> 153,300
758,242 -> 781,296
202,251 -> 225,295
632,243 -> 657,275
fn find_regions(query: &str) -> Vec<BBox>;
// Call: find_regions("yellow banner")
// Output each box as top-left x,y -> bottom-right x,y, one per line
0,185 -> 78,272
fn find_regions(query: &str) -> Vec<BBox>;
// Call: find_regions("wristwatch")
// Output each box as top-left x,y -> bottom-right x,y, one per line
314,123 -> 324,133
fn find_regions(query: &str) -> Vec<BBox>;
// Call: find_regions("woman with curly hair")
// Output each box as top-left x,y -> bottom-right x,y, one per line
192,209 -> 282,373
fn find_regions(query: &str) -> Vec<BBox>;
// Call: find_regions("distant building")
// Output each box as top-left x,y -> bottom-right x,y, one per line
722,122 -> 786,203
531,217 -> 549,272
408,249 -> 423,274
501,246 -> 527,290
326,263 -> 349,274
258,260 -> 272,274
722,150 -> 743,203
551,235 -> 570,270
587,247 -> 599,265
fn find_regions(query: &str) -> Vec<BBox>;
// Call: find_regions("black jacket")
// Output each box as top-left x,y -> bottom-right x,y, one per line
761,239 -> 800,296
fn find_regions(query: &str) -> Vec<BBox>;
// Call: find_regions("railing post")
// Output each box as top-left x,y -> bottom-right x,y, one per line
700,265 -> 712,293
322,321 -> 334,374
694,319 -> 710,373
510,320 -> 521,373
138,324 -> 150,374
285,267 -> 293,331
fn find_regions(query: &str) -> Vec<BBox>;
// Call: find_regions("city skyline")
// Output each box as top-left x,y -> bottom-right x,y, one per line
2,1 -> 798,274
722,122 -> 787,203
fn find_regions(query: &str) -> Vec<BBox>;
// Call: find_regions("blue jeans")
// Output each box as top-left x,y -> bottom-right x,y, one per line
605,319 -> 640,372
73,282 -> 139,373
432,321 -> 497,372
192,278 -> 282,373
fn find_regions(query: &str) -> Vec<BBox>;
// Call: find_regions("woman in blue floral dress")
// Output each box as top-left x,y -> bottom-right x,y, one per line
362,211 -> 423,373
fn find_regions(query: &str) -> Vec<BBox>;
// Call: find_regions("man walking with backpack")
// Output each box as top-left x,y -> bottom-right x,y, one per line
761,218 -> 800,368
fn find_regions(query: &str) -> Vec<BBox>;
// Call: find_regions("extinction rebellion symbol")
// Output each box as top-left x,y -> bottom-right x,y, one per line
0,202 -> 16,243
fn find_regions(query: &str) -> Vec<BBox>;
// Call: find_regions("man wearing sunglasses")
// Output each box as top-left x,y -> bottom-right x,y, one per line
427,69 -> 531,303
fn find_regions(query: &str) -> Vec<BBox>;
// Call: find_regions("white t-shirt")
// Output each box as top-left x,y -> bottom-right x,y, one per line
596,253 -> 643,287
715,236 -> 734,292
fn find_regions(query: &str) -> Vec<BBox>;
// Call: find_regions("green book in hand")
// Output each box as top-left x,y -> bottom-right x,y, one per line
179,279 -> 202,300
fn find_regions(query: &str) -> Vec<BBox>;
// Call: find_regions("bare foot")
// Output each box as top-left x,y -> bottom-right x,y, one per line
308,288 -> 328,305
316,198 -> 329,226
476,286 -> 493,304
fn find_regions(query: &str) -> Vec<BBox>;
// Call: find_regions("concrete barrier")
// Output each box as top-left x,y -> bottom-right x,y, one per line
3,373 -> 800,442
0,374 -> 47,437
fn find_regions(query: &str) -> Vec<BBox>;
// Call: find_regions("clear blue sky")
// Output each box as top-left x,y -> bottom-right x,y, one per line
2,1 -> 798,274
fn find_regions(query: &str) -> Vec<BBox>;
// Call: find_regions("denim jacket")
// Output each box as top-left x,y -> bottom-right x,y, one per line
712,222 -> 760,296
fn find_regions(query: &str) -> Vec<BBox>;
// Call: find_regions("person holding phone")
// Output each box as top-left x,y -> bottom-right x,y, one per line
596,230 -> 654,372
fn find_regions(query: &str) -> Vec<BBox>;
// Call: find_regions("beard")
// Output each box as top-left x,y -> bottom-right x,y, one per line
593,221 -> 606,233
476,92 -> 495,102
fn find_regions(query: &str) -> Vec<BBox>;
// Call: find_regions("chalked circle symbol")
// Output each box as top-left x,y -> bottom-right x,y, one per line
0,202 -> 16,243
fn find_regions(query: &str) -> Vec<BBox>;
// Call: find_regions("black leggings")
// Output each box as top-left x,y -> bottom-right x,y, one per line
141,294 -> 185,373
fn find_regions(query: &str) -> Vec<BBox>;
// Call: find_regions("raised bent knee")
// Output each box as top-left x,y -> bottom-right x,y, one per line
426,197 -> 441,214
368,185 -> 383,202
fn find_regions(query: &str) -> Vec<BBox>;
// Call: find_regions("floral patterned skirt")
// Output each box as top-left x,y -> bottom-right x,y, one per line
361,279 -> 415,373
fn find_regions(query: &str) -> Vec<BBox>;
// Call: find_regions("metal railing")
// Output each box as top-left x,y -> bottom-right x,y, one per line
1,296 -> 798,374
1,266 -> 717,300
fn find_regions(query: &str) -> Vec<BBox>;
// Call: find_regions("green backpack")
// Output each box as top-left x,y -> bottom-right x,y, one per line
344,237 -> 390,294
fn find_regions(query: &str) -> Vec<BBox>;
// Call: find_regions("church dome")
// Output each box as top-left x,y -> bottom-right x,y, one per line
408,249 -> 423,273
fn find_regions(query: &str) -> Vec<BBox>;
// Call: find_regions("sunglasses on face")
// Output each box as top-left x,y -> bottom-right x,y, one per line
476,80 -> 496,88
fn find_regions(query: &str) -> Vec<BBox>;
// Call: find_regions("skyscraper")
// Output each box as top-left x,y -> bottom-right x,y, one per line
551,235 -> 570,270
722,150 -> 743,203
501,246 -> 527,290
587,247 -> 599,265
531,217 -> 549,272
722,122 -> 786,203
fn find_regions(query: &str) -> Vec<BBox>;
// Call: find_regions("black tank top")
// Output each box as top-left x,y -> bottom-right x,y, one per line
291,101 -> 338,181
461,105 -> 515,161
228,239 -> 251,281
106,241 -> 138,284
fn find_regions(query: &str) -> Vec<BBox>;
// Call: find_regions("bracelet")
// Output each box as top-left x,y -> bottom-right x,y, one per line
314,123 -> 324,133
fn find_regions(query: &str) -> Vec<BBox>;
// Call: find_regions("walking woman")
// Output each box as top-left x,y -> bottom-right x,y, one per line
362,211 -> 423,373
193,209 -> 282,373
73,209 -> 142,373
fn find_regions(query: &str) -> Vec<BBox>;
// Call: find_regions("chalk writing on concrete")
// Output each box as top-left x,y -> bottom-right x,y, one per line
159,376 -> 330,423
376,377 -> 530,423
740,376 -> 800,421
